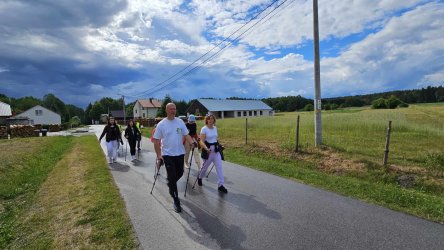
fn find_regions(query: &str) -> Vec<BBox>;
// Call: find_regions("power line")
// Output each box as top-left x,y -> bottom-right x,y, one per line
137,0 -> 291,98
127,0 -> 287,99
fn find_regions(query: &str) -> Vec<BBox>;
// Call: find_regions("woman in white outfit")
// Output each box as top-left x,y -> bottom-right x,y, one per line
197,114 -> 227,193
99,117 -> 123,163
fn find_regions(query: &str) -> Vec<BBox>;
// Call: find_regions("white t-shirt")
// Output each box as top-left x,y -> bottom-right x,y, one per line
153,117 -> 189,156
200,126 -> 218,143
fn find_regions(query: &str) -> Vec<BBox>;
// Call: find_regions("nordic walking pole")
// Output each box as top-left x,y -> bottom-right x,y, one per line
192,158 -> 207,189
150,158 -> 163,194
184,146 -> 195,197
205,164 -> 215,178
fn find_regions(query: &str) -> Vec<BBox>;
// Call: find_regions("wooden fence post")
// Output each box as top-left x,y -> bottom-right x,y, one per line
383,120 -> 392,166
295,114 -> 300,153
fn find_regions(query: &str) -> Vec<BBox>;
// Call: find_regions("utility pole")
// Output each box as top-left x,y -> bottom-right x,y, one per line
313,0 -> 322,146
122,95 -> 126,124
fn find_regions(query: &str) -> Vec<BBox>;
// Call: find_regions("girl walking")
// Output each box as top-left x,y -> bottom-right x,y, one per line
99,117 -> 123,164
125,119 -> 141,162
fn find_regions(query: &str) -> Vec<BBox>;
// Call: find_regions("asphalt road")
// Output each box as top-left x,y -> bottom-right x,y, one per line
92,125 -> 444,250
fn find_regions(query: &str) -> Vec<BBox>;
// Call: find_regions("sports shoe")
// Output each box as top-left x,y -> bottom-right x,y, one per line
198,178 -> 202,186
173,198 -> 182,213
218,185 -> 228,193
185,164 -> 190,169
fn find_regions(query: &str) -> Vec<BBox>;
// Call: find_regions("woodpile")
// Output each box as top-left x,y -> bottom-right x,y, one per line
0,126 -> 7,139
10,125 -> 39,138
49,124 -> 61,132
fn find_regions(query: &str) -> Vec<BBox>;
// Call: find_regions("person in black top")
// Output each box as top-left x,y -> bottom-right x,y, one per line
184,115 -> 201,170
124,119 -> 141,162
99,117 -> 123,164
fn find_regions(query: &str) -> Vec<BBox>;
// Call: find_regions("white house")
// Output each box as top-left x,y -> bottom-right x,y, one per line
0,101 -> 12,125
186,99 -> 273,119
133,99 -> 162,119
10,105 -> 61,125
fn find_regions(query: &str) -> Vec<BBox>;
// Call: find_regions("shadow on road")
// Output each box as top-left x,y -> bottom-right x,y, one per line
109,162 -> 130,172
183,200 -> 247,250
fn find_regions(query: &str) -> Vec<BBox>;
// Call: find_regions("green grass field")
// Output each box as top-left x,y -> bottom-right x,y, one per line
0,136 -> 137,249
191,103 -> 444,223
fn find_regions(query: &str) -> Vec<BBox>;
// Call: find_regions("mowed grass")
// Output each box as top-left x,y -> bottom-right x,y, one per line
192,103 -> 444,223
0,136 -> 137,249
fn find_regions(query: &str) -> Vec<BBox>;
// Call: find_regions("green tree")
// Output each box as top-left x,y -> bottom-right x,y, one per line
157,95 -> 172,117
89,102 -> 106,121
303,103 -> 314,111
85,103 -> 93,124
42,93 -> 67,122
12,96 -> 42,114
70,116 -> 81,127
372,98 -> 387,109
386,95 -> 402,109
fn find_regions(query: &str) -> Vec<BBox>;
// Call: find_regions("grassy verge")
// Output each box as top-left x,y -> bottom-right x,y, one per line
140,127 -> 153,138
0,136 -> 73,248
0,136 -> 137,249
226,146 -> 444,223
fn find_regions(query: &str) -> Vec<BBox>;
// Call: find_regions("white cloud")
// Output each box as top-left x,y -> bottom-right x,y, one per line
319,1 -> 444,95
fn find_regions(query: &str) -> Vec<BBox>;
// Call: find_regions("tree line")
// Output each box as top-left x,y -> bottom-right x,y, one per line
262,86 -> 444,112
0,93 -> 85,125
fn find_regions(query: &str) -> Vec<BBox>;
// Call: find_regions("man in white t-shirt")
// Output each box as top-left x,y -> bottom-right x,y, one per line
153,103 -> 196,213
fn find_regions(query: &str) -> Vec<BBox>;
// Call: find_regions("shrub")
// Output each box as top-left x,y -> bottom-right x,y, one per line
398,102 -> 409,108
303,104 -> 314,111
372,98 -> 387,109
386,95 -> 402,109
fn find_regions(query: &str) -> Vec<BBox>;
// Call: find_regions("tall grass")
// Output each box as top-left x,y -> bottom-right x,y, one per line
211,104 -> 444,169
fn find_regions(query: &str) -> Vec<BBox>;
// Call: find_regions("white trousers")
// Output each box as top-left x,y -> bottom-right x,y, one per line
199,145 -> 224,186
106,140 -> 118,161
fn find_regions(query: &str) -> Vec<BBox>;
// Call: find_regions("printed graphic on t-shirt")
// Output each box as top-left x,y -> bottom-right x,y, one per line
176,128 -> 183,134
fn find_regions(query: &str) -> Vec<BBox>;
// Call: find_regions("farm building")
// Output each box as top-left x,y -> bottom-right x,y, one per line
8,105 -> 61,125
186,99 -> 273,119
133,99 -> 161,119
0,101 -> 12,125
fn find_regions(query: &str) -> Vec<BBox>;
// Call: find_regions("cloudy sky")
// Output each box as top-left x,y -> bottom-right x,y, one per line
0,0 -> 443,108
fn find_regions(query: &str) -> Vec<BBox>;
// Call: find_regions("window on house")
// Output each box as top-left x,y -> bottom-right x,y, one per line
135,110 -> 137,114
238,111 -> 241,117
249,111 -> 252,116
260,111 -> 263,115
35,110 -> 43,116
142,107 -> 144,110
243,111 -> 247,116
254,111 -> 257,116
143,113 -> 145,118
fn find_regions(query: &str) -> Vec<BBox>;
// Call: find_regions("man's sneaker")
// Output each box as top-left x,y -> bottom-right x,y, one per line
198,178 -> 202,186
185,164 -> 190,169
173,198 -> 182,213
218,185 -> 228,193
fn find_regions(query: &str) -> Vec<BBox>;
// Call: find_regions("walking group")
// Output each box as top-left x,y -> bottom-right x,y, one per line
99,102 -> 228,213
99,117 -> 142,163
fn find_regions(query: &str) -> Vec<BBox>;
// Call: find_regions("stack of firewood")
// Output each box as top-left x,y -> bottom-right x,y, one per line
10,125 -> 39,138
49,124 -> 61,132
0,126 -> 7,139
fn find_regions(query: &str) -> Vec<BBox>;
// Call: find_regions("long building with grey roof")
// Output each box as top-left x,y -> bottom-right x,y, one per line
186,99 -> 273,119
